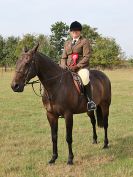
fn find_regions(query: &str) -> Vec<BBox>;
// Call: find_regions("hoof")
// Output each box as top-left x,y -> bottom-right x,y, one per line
48,155 -> 58,164
48,159 -> 55,164
92,140 -> 97,144
67,160 -> 73,165
103,145 -> 109,149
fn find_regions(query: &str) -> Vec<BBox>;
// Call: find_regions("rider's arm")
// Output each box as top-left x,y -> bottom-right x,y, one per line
60,44 -> 68,67
77,39 -> 91,68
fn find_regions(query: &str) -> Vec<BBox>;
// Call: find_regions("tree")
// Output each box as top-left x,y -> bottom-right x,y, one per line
128,57 -> 133,66
0,35 -> 4,65
37,34 -> 56,61
82,24 -> 100,43
90,37 -> 122,68
0,22 -> 126,69
2,36 -> 19,70
15,34 -> 36,58
50,21 -> 69,61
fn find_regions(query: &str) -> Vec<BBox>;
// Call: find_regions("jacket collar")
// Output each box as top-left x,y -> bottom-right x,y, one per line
70,36 -> 82,48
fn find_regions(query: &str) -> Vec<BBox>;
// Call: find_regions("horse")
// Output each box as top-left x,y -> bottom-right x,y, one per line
11,44 -> 111,165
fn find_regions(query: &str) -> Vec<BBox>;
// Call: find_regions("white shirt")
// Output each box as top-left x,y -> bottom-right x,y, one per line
72,36 -> 80,44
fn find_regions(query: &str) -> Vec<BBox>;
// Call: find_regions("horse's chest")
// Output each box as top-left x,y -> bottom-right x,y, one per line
42,97 -> 62,114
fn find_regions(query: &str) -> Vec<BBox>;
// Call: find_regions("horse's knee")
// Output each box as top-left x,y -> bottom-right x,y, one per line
104,122 -> 108,128
66,136 -> 72,144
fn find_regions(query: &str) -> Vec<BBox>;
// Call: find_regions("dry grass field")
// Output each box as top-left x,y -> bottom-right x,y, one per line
0,69 -> 133,177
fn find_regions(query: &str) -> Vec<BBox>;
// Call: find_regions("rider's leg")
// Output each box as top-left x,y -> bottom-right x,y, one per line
84,82 -> 96,111
77,68 -> 96,111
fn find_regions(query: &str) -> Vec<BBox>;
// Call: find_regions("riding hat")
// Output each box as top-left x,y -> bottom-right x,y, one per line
70,21 -> 82,31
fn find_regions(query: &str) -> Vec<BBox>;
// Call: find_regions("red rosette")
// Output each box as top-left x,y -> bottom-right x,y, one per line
71,53 -> 79,66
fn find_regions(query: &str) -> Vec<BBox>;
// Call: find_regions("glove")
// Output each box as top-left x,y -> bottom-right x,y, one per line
69,65 -> 79,72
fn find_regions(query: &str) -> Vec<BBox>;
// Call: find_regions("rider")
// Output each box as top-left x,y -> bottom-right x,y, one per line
60,21 -> 96,111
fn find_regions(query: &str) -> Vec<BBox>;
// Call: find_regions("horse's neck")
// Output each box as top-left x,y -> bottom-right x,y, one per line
35,52 -> 62,89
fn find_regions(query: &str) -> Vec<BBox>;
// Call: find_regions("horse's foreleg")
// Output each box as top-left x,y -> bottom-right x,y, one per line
88,111 -> 97,144
65,113 -> 74,165
47,112 -> 58,164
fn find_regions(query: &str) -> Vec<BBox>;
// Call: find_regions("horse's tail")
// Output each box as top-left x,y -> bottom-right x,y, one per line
96,105 -> 104,128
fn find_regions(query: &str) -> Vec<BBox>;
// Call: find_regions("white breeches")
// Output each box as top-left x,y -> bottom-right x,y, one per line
78,68 -> 90,86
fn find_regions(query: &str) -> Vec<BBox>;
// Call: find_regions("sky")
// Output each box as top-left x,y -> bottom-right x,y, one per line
0,0 -> 133,57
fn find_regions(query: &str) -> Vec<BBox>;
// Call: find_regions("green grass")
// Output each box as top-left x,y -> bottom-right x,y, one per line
0,69 -> 133,177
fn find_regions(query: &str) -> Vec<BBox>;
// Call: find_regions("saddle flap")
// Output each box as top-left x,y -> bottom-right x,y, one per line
71,72 -> 84,94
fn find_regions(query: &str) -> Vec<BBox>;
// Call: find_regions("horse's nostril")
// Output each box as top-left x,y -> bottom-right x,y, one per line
14,84 -> 20,90
11,82 -> 24,92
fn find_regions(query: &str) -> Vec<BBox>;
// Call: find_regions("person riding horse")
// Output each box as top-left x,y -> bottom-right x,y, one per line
60,21 -> 96,111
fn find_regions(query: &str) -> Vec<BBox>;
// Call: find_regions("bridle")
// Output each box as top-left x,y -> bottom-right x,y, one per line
15,54 -> 70,98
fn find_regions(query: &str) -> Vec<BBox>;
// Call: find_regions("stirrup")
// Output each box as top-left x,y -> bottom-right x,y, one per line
87,100 -> 96,111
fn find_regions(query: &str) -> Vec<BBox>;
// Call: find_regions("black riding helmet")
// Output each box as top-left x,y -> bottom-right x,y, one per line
70,21 -> 82,31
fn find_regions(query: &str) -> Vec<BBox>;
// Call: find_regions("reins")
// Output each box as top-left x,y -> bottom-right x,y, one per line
26,80 -> 43,97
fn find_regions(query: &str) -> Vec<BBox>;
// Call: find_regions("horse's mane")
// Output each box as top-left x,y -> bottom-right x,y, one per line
37,52 -> 60,69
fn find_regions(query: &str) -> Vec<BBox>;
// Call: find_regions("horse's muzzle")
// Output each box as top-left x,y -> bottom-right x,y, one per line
11,82 -> 24,92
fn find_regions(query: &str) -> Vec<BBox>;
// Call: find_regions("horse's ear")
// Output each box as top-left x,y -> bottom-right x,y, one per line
23,46 -> 28,53
32,43 -> 39,53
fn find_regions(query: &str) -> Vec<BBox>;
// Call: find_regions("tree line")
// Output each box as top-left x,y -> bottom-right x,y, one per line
0,21 -> 127,70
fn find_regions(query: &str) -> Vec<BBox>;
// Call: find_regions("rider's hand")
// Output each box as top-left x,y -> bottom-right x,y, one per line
69,65 -> 79,72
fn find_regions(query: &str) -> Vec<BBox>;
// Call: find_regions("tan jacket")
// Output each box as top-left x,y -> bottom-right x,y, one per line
60,36 -> 91,69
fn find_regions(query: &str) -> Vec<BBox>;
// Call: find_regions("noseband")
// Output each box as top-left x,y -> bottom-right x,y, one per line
15,54 -> 41,96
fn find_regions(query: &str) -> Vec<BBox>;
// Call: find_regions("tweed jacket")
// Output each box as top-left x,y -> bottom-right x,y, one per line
60,36 -> 91,69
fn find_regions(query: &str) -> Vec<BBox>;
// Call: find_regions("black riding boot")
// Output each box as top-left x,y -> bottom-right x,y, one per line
84,83 -> 96,111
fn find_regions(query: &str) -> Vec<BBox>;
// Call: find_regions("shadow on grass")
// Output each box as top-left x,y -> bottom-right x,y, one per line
77,135 -> 133,166
109,135 -> 133,158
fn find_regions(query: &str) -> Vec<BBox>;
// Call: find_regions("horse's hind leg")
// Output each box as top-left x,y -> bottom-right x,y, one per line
101,104 -> 109,148
87,111 -> 97,144
47,112 -> 58,164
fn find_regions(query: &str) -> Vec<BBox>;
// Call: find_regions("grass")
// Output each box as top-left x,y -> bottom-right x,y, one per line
0,69 -> 133,177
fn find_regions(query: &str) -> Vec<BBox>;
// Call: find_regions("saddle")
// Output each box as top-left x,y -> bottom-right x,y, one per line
71,72 -> 84,94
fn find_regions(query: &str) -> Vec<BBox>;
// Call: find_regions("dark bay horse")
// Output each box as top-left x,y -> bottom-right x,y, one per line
11,44 -> 111,165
